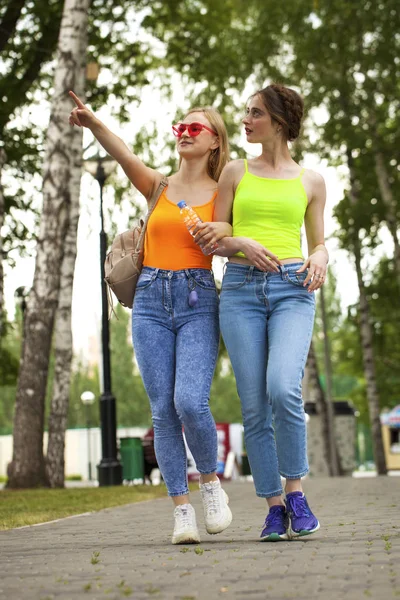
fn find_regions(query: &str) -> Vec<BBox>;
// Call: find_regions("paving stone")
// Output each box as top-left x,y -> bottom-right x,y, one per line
0,477 -> 399,599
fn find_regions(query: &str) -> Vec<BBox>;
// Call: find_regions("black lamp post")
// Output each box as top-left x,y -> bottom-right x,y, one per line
84,155 -> 122,486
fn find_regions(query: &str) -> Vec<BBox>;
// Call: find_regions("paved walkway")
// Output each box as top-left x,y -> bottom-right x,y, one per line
0,477 -> 399,600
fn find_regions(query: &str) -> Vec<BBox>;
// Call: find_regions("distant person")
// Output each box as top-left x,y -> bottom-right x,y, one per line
142,427 -> 158,484
196,83 -> 328,541
69,92 -> 232,544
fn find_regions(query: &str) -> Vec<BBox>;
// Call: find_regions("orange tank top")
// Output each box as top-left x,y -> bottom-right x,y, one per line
143,187 -> 217,270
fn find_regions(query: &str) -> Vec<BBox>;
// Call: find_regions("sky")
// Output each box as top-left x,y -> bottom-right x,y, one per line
3,74 -> 394,356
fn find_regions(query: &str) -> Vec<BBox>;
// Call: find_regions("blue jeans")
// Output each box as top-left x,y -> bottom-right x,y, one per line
219,262 -> 315,498
132,267 -> 219,496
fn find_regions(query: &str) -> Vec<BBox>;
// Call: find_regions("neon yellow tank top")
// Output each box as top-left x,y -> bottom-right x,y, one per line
232,159 -> 308,260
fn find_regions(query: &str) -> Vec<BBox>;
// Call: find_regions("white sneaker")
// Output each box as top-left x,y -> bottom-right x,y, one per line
200,479 -> 233,534
171,504 -> 201,545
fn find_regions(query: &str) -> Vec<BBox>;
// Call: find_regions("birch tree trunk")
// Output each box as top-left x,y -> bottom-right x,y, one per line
0,149 -> 5,340
45,23 -> 88,487
7,0 -> 90,489
306,341 -> 342,476
374,151 -> 400,290
45,197 -> 80,488
347,153 -> 387,475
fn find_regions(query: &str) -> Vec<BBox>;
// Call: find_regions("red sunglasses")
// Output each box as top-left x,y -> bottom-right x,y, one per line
172,122 -> 216,138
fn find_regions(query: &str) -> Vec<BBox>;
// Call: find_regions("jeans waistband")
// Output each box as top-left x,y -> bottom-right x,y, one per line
224,262 -> 305,277
141,266 -> 213,280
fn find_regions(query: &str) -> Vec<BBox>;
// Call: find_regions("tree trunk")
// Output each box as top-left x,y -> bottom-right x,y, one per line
347,153 -> 387,475
352,233 -> 387,474
0,149 -> 6,340
319,287 -> 342,476
7,0 -> 90,489
46,26 -> 88,489
45,201 -> 80,488
374,150 -> 400,290
306,340 -> 342,476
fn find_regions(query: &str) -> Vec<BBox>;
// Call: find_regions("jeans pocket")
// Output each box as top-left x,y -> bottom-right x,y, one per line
221,272 -> 247,291
286,271 -> 308,287
136,272 -> 155,290
188,270 -> 216,290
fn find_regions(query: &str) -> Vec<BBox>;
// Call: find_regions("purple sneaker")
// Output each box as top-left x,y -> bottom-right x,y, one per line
260,505 -> 289,542
285,491 -> 320,538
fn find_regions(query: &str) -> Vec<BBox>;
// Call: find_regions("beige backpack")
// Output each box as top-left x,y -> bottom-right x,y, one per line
104,177 -> 168,308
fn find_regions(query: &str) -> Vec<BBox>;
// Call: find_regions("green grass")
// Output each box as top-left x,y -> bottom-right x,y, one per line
0,485 -> 172,530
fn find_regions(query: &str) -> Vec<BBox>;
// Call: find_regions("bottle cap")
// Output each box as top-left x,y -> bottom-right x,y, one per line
177,200 -> 187,209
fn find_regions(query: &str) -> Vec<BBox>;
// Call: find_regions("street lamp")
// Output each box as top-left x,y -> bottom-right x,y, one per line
81,390 -> 95,481
84,154 -> 123,486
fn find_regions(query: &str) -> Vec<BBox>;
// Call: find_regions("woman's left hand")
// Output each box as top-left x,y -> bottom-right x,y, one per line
193,221 -> 232,247
297,249 -> 328,292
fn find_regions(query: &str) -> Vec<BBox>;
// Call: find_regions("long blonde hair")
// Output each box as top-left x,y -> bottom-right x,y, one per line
182,107 -> 230,181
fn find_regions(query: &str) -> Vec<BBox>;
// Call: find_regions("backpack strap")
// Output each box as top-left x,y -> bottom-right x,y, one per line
135,177 -> 168,252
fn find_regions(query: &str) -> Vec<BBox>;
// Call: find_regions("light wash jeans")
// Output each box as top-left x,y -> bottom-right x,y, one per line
132,267 -> 219,496
219,262 -> 315,498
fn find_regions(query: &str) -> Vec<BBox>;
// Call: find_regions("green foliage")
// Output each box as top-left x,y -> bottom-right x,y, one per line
364,258 -> 400,410
2,0 -> 400,439
68,359 -> 100,428
288,1 -> 399,245
272,0 -> 400,429
210,337 -> 242,423
0,308 -> 23,428
0,0 -> 174,273
313,268 -> 360,403
110,303 -> 151,426
210,371 -> 242,423
141,0 -> 262,99
65,474 -> 82,481
0,342 -> 19,387
318,258 -> 400,425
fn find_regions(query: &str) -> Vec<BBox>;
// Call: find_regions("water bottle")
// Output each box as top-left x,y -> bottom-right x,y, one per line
177,200 -> 218,255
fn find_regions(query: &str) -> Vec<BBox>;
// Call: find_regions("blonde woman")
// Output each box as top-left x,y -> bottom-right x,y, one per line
69,92 -> 232,545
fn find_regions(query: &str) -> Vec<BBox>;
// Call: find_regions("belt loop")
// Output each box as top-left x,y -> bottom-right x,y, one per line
246,266 -> 254,282
153,268 -> 159,280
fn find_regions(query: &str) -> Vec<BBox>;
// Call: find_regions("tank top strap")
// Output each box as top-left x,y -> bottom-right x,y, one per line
243,158 -> 248,173
298,167 -> 306,177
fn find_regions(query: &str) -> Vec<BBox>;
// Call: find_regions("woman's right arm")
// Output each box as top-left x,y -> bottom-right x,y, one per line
68,91 -> 160,201
193,161 -> 239,250
215,237 -> 281,272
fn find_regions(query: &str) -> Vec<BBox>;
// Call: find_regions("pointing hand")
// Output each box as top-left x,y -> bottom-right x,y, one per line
68,91 -> 97,128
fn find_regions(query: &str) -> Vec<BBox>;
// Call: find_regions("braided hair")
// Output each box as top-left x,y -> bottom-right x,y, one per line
252,84 -> 304,141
